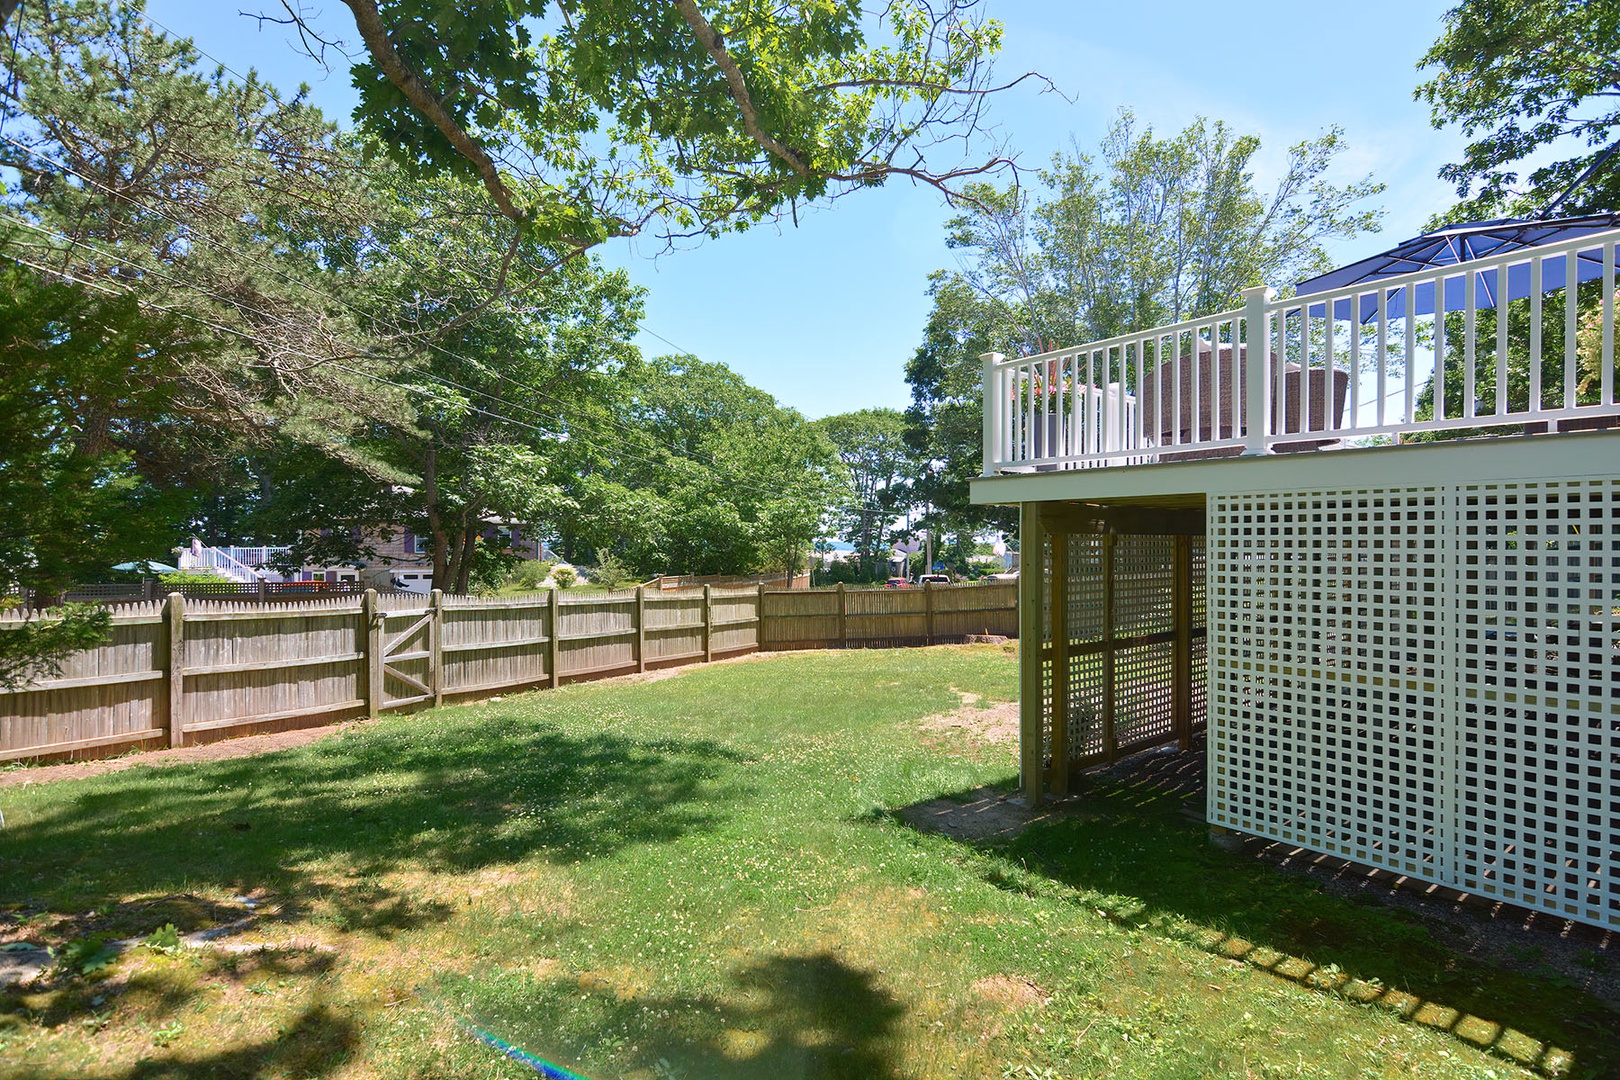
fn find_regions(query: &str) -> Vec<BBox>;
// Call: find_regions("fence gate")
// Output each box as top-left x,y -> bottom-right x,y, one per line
1021,502 -> 1206,801
368,594 -> 439,712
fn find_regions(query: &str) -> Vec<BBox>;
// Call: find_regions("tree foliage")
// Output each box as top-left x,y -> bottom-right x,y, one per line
813,408 -> 918,574
556,356 -> 846,577
0,260 -> 198,601
905,112 -> 1383,527
320,0 -> 1019,246
1418,0 -> 1620,218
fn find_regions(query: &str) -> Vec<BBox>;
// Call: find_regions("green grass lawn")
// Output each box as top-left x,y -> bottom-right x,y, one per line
1,646 -> 1613,1079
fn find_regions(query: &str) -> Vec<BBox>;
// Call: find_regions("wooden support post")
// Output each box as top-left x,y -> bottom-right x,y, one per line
923,580 -> 935,645
429,588 -> 444,707
758,582 -> 768,650
1101,532 -> 1117,763
836,583 -> 847,648
636,585 -> 647,673
1173,536 -> 1193,750
548,587 -> 561,689
702,584 -> 714,662
165,592 -> 186,748
1050,530 -> 1070,796
1018,501 -> 1046,806
363,589 -> 383,718
256,578 -> 268,603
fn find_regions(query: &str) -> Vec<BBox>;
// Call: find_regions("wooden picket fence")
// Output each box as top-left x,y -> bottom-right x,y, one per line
0,582 -> 1017,762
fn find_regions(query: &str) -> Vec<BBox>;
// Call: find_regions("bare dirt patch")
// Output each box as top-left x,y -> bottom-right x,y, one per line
917,688 -> 1019,746
971,974 -> 1050,1011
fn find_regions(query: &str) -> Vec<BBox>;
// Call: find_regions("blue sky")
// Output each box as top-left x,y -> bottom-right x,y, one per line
146,0 -> 1467,419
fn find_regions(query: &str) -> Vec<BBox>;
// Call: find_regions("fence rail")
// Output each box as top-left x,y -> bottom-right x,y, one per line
983,226 -> 1620,471
0,582 -> 1017,762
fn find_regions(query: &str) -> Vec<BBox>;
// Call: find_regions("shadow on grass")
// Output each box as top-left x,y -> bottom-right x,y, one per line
16,1000 -> 360,1079
457,952 -> 906,1080
2,713 -> 748,909
895,777 -> 1620,1078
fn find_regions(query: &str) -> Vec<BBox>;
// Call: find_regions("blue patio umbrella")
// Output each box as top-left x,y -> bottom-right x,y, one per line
111,560 -> 179,573
1293,212 -> 1620,322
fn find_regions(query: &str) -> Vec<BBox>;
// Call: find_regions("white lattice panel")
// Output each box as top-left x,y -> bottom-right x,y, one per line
1209,488 -> 1447,881
1210,478 -> 1620,929
1454,480 -> 1620,926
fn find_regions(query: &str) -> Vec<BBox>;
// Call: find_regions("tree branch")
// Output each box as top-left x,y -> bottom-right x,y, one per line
339,0 -> 525,223
669,0 -> 808,176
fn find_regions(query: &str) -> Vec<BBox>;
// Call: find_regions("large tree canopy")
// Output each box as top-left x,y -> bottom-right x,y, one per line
554,355 -> 847,578
313,0 -> 1018,247
1418,0 -> 1620,217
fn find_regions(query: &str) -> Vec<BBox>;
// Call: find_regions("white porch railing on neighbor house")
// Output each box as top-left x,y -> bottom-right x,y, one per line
177,544 -> 287,583
982,226 -> 1620,473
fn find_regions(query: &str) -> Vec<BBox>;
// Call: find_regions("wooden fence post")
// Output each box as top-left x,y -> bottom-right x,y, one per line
1018,502 -> 1045,806
703,584 -> 714,663
1173,536 -> 1193,750
757,582 -> 768,650
924,580 -> 935,645
636,585 -> 647,673
1050,531 -> 1071,795
836,583 -> 847,648
363,589 -> 383,718
1100,533 -> 1117,763
165,592 -> 186,748
429,588 -> 444,707
548,587 -> 561,689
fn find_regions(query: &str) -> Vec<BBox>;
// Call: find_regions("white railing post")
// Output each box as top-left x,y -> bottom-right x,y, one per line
981,352 -> 1005,475
1242,286 -> 1276,455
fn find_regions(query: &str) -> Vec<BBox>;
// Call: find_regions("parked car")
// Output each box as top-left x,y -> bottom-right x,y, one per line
883,577 -> 910,588
916,573 -> 952,585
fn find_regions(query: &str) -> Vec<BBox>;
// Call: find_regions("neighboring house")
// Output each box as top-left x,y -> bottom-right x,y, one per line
305,524 -> 558,594
181,524 -> 557,594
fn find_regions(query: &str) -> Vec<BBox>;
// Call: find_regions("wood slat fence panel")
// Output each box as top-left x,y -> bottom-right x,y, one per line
0,602 -> 166,759
0,582 -> 1017,762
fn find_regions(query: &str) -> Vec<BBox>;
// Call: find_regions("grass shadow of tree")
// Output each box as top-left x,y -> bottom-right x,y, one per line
2,712 -> 750,1032
454,952 -> 907,1080
894,776 -> 1620,1077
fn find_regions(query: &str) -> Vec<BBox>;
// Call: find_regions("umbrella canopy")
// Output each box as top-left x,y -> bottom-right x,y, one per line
111,560 -> 179,574
1294,213 -> 1620,322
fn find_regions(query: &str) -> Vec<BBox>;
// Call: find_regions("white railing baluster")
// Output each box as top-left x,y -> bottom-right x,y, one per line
1464,272 -> 1478,420
1403,284 -> 1415,427
1530,259 -> 1543,414
1604,242 -> 1615,406
1375,291 -> 1387,429
1496,265 -> 1510,415
1566,251 -> 1579,411
1434,273 -> 1448,421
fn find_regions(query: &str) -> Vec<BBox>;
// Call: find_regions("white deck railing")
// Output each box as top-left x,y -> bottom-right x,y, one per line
178,544 -> 285,583
982,227 -> 1620,473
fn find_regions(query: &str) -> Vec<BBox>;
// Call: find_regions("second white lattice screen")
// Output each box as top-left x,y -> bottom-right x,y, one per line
1208,480 -> 1620,929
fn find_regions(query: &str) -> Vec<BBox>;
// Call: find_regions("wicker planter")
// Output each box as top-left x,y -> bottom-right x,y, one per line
1137,340 -> 1350,458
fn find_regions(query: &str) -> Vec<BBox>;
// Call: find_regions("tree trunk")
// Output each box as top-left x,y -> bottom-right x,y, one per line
452,527 -> 477,594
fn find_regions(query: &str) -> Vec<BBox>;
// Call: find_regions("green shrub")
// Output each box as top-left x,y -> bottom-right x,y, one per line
551,565 -> 577,589
510,560 -> 554,591
157,570 -> 231,586
589,553 -> 636,590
